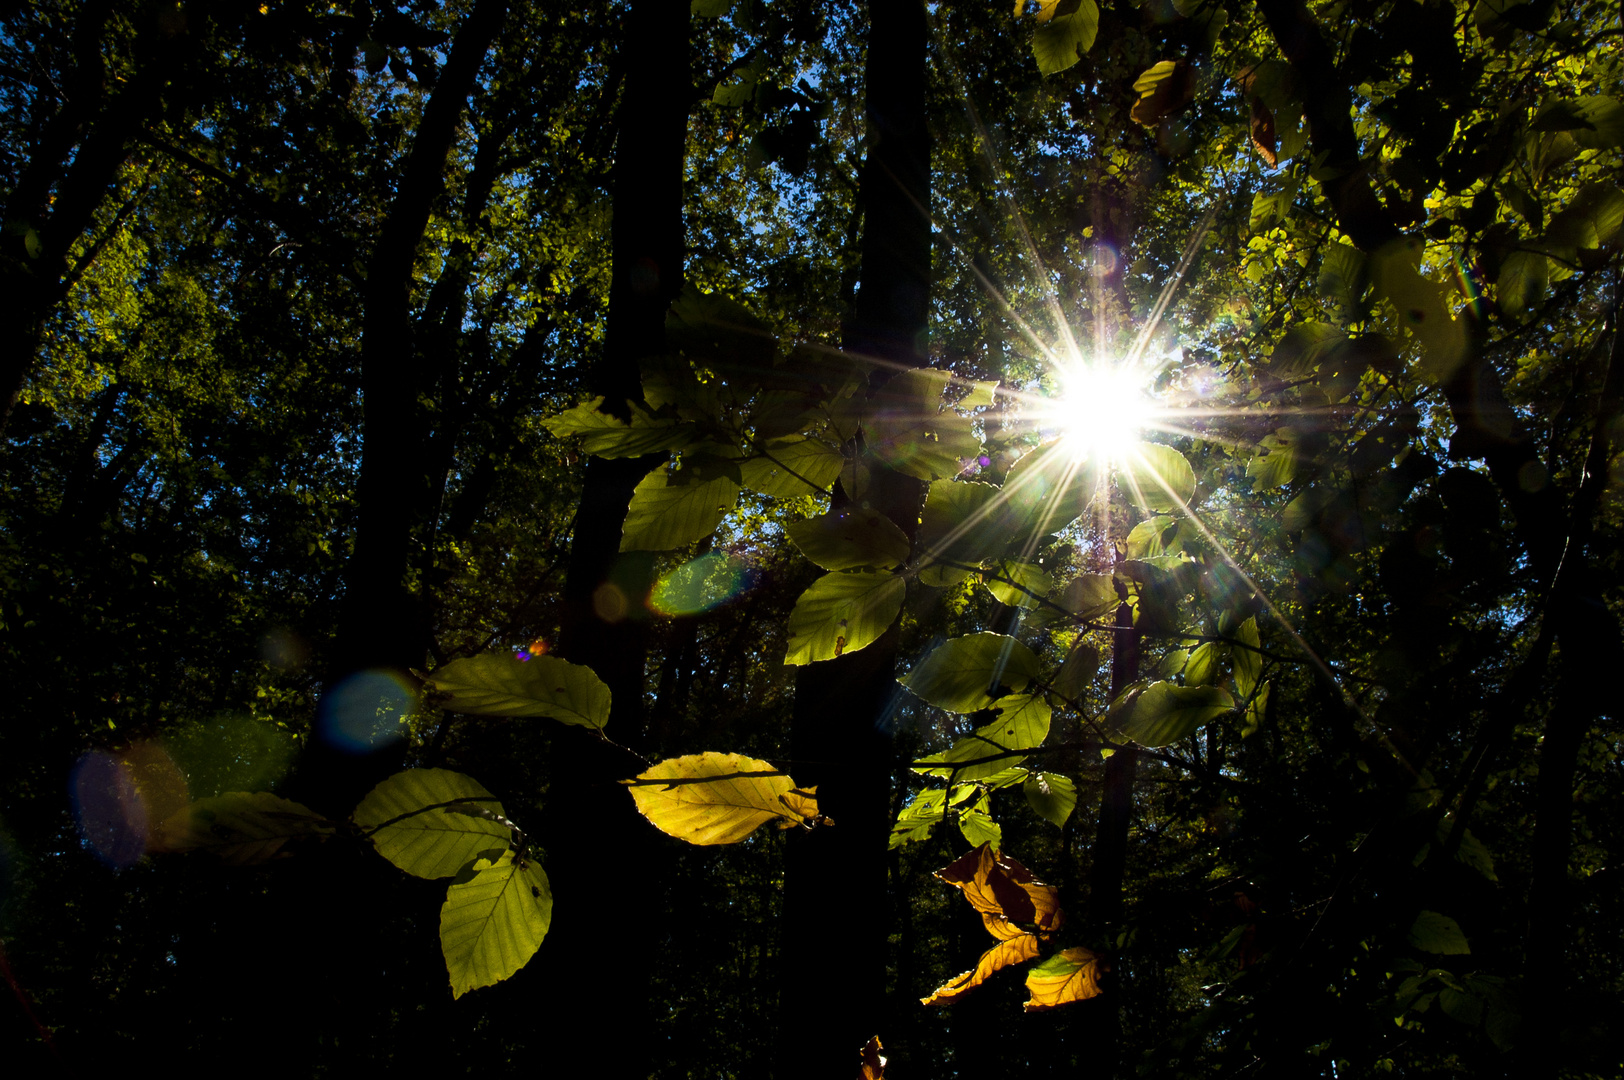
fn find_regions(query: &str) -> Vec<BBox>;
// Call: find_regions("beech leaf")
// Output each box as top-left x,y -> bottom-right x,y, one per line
900,632 -> 1043,712
784,570 -> 906,665
423,653 -> 610,729
1023,947 -> 1105,1011
787,507 -> 912,571
152,791 -> 332,865
625,752 -> 820,845
858,1035 -> 886,1080
354,768 -> 510,879
440,851 -> 552,999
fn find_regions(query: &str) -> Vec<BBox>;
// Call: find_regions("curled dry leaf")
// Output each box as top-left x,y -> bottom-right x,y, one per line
1023,946 -> 1105,1011
624,752 -> 823,845
922,844 -> 1066,1005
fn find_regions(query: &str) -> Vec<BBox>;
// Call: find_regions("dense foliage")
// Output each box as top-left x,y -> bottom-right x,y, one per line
2,0 -> 1621,1077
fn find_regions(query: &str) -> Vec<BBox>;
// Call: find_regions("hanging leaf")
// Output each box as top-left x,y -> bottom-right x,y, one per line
1368,238 -> 1467,382
1496,250 -> 1548,318
900,632 -> 1043,712
624,752 -> 819,845
440,851 -> 552,999
921,915 -> 1040,1005
858,1035 -> 886,1080
1530,95 -> 1624,149
1125,516 -> 1178,560
866,405 -> 982,480
1183,641 -> 1226,687
541,397 -> 696,458
423,653 -> 610,729
1120,443 -> 1196,512
915,479 -> 1003,584
916,695 -> 1052,781
1024,772 -> 1077,829
1000,440 -> 1097,536
1247,431 -> 1298,491
353,769 -> 510,880
1022,947 -> 1105,1011
1120,682 -> 1235,747
152,791 -> 332,865
984,560 -> 1052,610
739,436 -> 844,497
1052,573 -> 1119,623
620,465 -> 740,552
934,843 -> 1064,932
889,786 -> 977,848
786,507 -> 912,571
1232,617 -> 1262,699
1053,640 -> 1100,700
784,570 -> 906,665
1129,60 -> 1195,126
1030,0 -> 1100,75
1408,910 -> 1471,955
1250,97 -> 1278,167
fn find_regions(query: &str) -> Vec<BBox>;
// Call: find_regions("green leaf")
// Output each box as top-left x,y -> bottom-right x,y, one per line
354,769 -> 510,879
1120,682 -> 1235,747
916,479 -> 1003,583
1001,440 -> 1097,536
957,792 -> 1003,848
542,397 -> 696,458
1052,573 -> 1119,622
1497,251 -> 1547,318
916,693 -> 1052,781
866,400 -> 982,480
1183,641 -> 1227,687
1544,183 -> 1624,251
899,632 -> 1043,712
890,786 -> 977,849
739,436 -> 843,497
153,791 -> 332,865
440,851 -> 552,999
1053,640 -> 1100,700
1233,617 -> 1262,699
1247,431 -> 1297,490
620,465 -> 740,551
786,507 -> 912,571
1024,772 -> 1076,829
1531,95 -> 1624,148
1368,238 -> 1467,382
1271,322 -> 1345,377
692,0 -> 732,17
665,287 -> 777,372
424,653 -> 610,729
984,560 -> 1052,609
1120,443 -> 1196,512
784,571 -> 906,665
1125,516 -> 1178,559
1408,910 -> 1471,955
1031,0 -> 1099,75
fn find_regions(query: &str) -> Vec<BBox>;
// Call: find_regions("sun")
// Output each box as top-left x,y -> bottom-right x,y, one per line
1050,359 -> 1155,463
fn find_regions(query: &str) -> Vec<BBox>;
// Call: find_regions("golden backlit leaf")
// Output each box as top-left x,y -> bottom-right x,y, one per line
775,786 -> 822,828
934,843 -> 1064,933
1022,946 -> 1105,1011
921,926 -> 1041,1005
858,1035 -> 885,1080
624,752 -> 819,845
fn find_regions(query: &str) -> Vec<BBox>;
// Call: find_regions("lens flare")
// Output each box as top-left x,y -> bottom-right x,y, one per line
71,742 -> 189,867
316,669 -> 415,754
648,552 -> 751,616
1051,360 -> 1155,463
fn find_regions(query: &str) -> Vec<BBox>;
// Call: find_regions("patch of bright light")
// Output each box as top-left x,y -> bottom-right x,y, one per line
1052,359 -> 1155,463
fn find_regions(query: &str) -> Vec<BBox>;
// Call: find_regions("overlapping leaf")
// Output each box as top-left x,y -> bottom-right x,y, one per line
899,632 -> 1042,712
1118,682 -> 1235,747
423,653 -> 610,729
440,851 -> 552,999
621,465 -> 740,552
915,695 -> 1052,781
784,571 -> 906,665
923,844 -> 1065,1005
740,435 -> 843,497
541,397 -> 697,458
625,752 -> 820,845
787,507 -> 912,571
153,791 -> 332,865
1022,947 -> 1105,1011
354,768 -> 510,879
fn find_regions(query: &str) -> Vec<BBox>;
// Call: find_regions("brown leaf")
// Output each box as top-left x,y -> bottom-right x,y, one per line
858,1035 -> 885,1079
1250,98 -> 1278,168
1023,946 -> 1106,1011
921,927 -> 1041,1005
774,786 -> 823,829
934,843 -> 1064,933
1129,60 -> 1194,126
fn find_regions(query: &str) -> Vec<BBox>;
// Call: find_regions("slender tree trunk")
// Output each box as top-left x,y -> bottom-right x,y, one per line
776,2 -> 930,1076
538,3 -> 690,1075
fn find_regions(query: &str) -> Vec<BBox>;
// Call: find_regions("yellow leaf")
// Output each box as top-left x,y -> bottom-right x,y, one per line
934,842 -> 1065,933
921,918 -> 1042,1005
624,752 -> 821,845
1022,946 -> 1105,1011
858,1035 -> 886,1080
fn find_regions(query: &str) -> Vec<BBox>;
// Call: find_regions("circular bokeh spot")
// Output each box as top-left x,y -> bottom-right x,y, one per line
317,669 -> 415,754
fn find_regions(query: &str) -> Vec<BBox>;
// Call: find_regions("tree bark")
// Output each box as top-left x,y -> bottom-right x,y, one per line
775,2 -> 931,1076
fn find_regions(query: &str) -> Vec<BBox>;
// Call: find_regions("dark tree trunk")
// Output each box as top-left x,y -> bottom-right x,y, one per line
536,2 -> 690,1075
775,2 -> 931,1076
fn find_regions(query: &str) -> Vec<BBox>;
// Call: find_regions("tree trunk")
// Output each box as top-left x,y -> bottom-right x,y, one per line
775,2 -> 931,1076
536,3 -> 691,1075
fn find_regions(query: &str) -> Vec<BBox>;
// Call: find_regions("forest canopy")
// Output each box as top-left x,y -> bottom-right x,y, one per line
1,0 -> 1621,1077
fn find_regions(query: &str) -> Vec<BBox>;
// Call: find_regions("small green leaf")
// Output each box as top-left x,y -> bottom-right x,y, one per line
1120,444 -> 1195,512
1120,682 -> 1235,747
440,851 -> 552,999
1001,440 -> 1097,536
354,769 -> 510,879
621,465 -> 740,552
900,632 -> 1043,712
916,694 -> 1052,781
786,507 -> 912,571
957,792 -> 1003,847
1408,910 -> 1470,955
784,571 -> 906,665
424,653 -> 611,729
1023,772 -> 1076,829
889,786 -> 977,849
